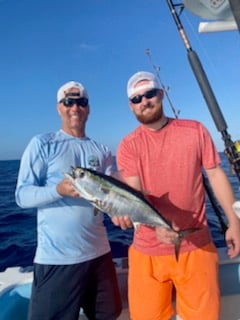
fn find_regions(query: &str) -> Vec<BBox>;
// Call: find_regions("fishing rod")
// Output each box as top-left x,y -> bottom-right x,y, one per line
165,0 -> 240,182
145,49 -> 180,119
146,48 -> 228,234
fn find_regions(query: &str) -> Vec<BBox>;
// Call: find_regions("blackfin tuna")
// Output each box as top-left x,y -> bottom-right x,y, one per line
64,166 -> 198,260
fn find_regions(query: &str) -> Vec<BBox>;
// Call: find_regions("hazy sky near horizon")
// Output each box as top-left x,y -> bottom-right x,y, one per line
1,0 -> 240,160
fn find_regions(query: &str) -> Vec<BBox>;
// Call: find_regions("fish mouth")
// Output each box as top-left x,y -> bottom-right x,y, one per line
70,166 -> 76,178
69,166 -> 82,179
64,166 -> 78,181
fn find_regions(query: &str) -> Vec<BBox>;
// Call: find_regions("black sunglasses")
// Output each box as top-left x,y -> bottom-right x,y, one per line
60,97 -> 89,108
130,88 -> 159,104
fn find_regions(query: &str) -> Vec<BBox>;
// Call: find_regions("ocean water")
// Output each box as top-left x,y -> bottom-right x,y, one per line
0,154 -> 239,272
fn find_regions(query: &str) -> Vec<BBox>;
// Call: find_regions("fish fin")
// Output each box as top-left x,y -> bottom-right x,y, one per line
174,236 -> 181,261
100,186 -> 111,194
93,207 -> 100,216
91,199 -> 114,215
174,228 -> 200,261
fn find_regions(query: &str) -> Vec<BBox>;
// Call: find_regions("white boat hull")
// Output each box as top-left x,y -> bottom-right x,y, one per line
0,248 -> 240,320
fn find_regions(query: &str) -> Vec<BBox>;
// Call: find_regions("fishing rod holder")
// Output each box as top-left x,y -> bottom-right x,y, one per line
223,134 -> 240,179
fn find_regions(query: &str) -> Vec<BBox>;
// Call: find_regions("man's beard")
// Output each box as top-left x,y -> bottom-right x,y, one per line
135,107 -> 163,124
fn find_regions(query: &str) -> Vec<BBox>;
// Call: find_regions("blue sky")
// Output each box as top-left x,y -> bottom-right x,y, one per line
1,0 -> 240,160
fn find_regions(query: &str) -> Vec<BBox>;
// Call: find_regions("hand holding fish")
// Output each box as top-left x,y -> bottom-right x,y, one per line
155,226 -> 179,244
56,179 -> 81,198
111,216 -> 134,230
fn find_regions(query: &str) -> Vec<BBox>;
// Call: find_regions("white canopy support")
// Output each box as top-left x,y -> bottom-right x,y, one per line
183,0 -> 240,33
183,0 -> 234,21
198,20 -> 238,33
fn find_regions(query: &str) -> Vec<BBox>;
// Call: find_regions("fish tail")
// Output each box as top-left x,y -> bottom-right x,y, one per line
174,237 -> 181,261
174,228 -> 200,261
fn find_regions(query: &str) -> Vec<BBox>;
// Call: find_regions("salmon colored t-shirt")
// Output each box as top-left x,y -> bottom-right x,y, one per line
117,118 -> 221,256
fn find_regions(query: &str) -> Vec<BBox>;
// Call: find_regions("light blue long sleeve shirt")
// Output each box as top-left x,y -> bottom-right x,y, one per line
15,130 -> 112,265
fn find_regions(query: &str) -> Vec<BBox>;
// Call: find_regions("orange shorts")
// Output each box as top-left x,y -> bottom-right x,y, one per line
128,243 -> 220,320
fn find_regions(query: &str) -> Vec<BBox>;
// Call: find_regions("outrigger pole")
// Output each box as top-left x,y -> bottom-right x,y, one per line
165,0 -> 240,182
229,0 -> 240,32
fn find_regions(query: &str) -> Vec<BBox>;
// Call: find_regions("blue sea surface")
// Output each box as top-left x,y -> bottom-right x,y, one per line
0,154 -> 239,272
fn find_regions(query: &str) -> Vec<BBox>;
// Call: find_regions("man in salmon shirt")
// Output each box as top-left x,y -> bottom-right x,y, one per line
112,71 -> 240,320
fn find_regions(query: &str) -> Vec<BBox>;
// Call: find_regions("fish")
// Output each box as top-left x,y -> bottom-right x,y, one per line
64,166 -> 198,260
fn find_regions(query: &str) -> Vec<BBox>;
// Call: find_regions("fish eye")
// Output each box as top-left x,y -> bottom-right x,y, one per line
79,170 -> 85,178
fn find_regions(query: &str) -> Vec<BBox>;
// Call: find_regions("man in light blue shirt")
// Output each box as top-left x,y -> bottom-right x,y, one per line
15,81 -> 122,320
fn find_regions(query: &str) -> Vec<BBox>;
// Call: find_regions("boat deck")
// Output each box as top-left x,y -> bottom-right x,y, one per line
1,249 -> 240,320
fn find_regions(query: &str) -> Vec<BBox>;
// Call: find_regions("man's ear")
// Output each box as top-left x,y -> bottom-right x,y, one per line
57,103 -> 62,116
129,104 -> 134,112
159,89 -> 164,99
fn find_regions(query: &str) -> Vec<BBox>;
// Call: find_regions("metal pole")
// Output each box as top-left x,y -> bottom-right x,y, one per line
165,0 -> 240,181
229,0 -> 240,32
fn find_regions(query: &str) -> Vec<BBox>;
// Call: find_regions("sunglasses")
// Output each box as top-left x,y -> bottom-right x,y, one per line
130,88 -> 159,104
60,97 -> 89,108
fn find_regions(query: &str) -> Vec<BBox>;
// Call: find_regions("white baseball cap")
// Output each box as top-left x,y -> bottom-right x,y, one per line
57,81 -> 88,102
127,71 -> 161,98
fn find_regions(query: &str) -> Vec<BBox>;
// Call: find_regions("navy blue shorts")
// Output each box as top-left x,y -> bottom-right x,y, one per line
28,252 -> 122,320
